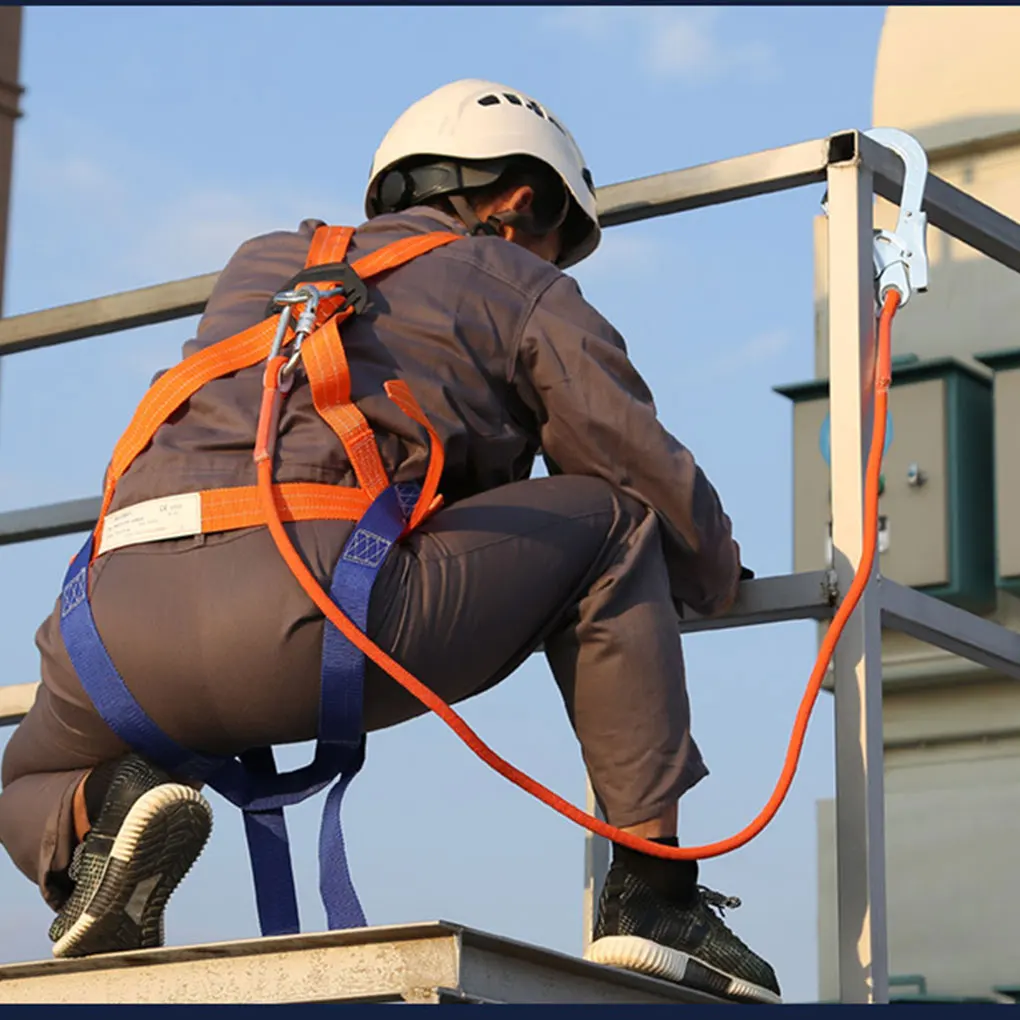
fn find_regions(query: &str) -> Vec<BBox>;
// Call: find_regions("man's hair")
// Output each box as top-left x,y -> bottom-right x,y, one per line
427,155 -> 568,235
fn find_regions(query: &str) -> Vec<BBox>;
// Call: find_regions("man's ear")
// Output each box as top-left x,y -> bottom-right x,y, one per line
507,184 -> 536,214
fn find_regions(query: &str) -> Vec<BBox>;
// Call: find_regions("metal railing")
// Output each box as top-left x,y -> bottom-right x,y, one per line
3,129 -> 1020,1004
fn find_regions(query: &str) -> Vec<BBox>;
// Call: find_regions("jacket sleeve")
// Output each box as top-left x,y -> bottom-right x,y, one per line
511,273 -> 742,618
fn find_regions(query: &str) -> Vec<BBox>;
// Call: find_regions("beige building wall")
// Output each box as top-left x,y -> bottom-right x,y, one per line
818,683 -> 1020,1001
814,6 -> 1020,1001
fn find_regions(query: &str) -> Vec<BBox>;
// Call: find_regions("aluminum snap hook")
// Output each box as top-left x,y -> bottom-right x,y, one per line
863,128 -> 930,307
291,285 -> 322,339
267,305 -> 295,361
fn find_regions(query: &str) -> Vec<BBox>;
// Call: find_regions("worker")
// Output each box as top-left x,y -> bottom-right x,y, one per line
0,79 -> 780,1004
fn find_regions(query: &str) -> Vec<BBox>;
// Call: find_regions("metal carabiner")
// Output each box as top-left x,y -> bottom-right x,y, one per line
279,284 -> 350,381
863,127 -> 930,307
267,305 -> 295,362
264,285 -> 320,380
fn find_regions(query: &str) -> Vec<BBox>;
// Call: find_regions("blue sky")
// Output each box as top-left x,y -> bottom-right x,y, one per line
0,6 -> 887,1003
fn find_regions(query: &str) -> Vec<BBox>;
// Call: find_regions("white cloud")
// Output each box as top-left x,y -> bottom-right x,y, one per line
707,328 -> 791,379
545,7 -> 774,82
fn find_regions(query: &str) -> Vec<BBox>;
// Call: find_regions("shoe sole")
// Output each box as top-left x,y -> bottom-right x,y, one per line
52,784 -> 212,959
585,934 -> 782,1004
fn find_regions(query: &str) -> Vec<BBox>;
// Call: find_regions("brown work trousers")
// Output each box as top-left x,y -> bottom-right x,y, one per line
0,475 -> 707,909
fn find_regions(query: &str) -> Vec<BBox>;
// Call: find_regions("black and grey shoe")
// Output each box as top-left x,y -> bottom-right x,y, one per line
585,865 -> 782,1004
49,754 -> 212,959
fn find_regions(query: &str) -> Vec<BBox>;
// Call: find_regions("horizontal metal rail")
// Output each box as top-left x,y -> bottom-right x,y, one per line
678,569 -> 836,633
0,273 -> 216,356
0,134 -> 836,358
878,578 -> 1020,681
858,132 -> 1020,275
596,135 -> 831,228
0,496 -> 100,545
0,571 -> 839,729
2,131 -> 1015,362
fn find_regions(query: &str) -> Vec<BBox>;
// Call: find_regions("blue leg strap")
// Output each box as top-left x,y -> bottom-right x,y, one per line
57,483 -> 416,938
316,483 -> 412,930
59,539 -> 224,785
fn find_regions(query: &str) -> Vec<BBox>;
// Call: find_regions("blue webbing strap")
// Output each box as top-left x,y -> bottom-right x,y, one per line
57,484 -> 415,937
316,483 -> 412,929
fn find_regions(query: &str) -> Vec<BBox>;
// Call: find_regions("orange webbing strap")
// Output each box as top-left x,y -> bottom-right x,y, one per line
301,315 -> 390,500
299,232 -> 463,503
302,226 -> 358,325
351,232 -> 462,280
97,483 -> 369,556
200,483 -> 370,531
94,316 -> 282,552
306,226 -> 354,267
93,228 -> 461,555
383,380 -> 445,530
91,227 -> 360,554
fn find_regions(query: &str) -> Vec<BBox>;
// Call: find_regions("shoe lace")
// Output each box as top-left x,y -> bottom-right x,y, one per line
697,885 -> 742,920
695,884 -> 764,961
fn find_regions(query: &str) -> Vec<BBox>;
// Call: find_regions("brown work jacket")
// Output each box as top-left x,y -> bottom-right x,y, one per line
112,206 -> 741,617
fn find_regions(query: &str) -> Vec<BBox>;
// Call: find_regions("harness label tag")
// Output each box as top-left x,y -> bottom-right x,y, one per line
98,492 -> 203,555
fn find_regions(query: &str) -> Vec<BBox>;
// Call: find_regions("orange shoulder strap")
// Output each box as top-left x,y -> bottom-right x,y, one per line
94,227 -> 359,548
93,227 -> 462,549
350,231 -> 462,280
299,231 -> 462,500
306,225 -> 355,267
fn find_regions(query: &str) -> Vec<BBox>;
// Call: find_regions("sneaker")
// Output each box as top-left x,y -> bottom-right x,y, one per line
585,865 -> 782,1004
49,754 -> 212,959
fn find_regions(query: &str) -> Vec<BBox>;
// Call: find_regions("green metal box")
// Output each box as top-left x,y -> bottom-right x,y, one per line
976,348 -> 1020,596
776,357 -> 995,613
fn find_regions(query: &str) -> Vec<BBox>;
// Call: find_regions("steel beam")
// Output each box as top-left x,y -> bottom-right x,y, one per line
0,272 -> 217,356
0,6 -> 21,317
597,136 -> 830,228
879,578 -> 1020,681
0,6 -> 23,474
581,778 -> 609,958
859,131 -> 1020,275
0,136 -> 836,358
0,921 -> 723,1004
825,151 -> 889,1005
677,569 -> 836,633
0,572 -> 839,730
0,496 -> 100,545
7,132 -> 1019,362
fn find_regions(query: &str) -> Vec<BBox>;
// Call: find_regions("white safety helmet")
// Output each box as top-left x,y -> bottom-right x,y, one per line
365,79 -> 601,269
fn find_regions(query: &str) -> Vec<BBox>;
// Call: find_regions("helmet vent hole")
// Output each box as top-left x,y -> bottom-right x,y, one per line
477,94 -> 500,107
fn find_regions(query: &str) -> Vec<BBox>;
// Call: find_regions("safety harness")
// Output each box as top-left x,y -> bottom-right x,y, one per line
59,226 -> 461,937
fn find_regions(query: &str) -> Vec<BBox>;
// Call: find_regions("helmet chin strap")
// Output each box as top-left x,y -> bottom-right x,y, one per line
447,194 -> 500,236
447,191 -> 569,244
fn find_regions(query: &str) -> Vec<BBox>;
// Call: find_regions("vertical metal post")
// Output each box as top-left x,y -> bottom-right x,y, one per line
581,775 -> 609,955
825,148 -> 889,1004
0,5 -> 23,450
0,6 -> 22,315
